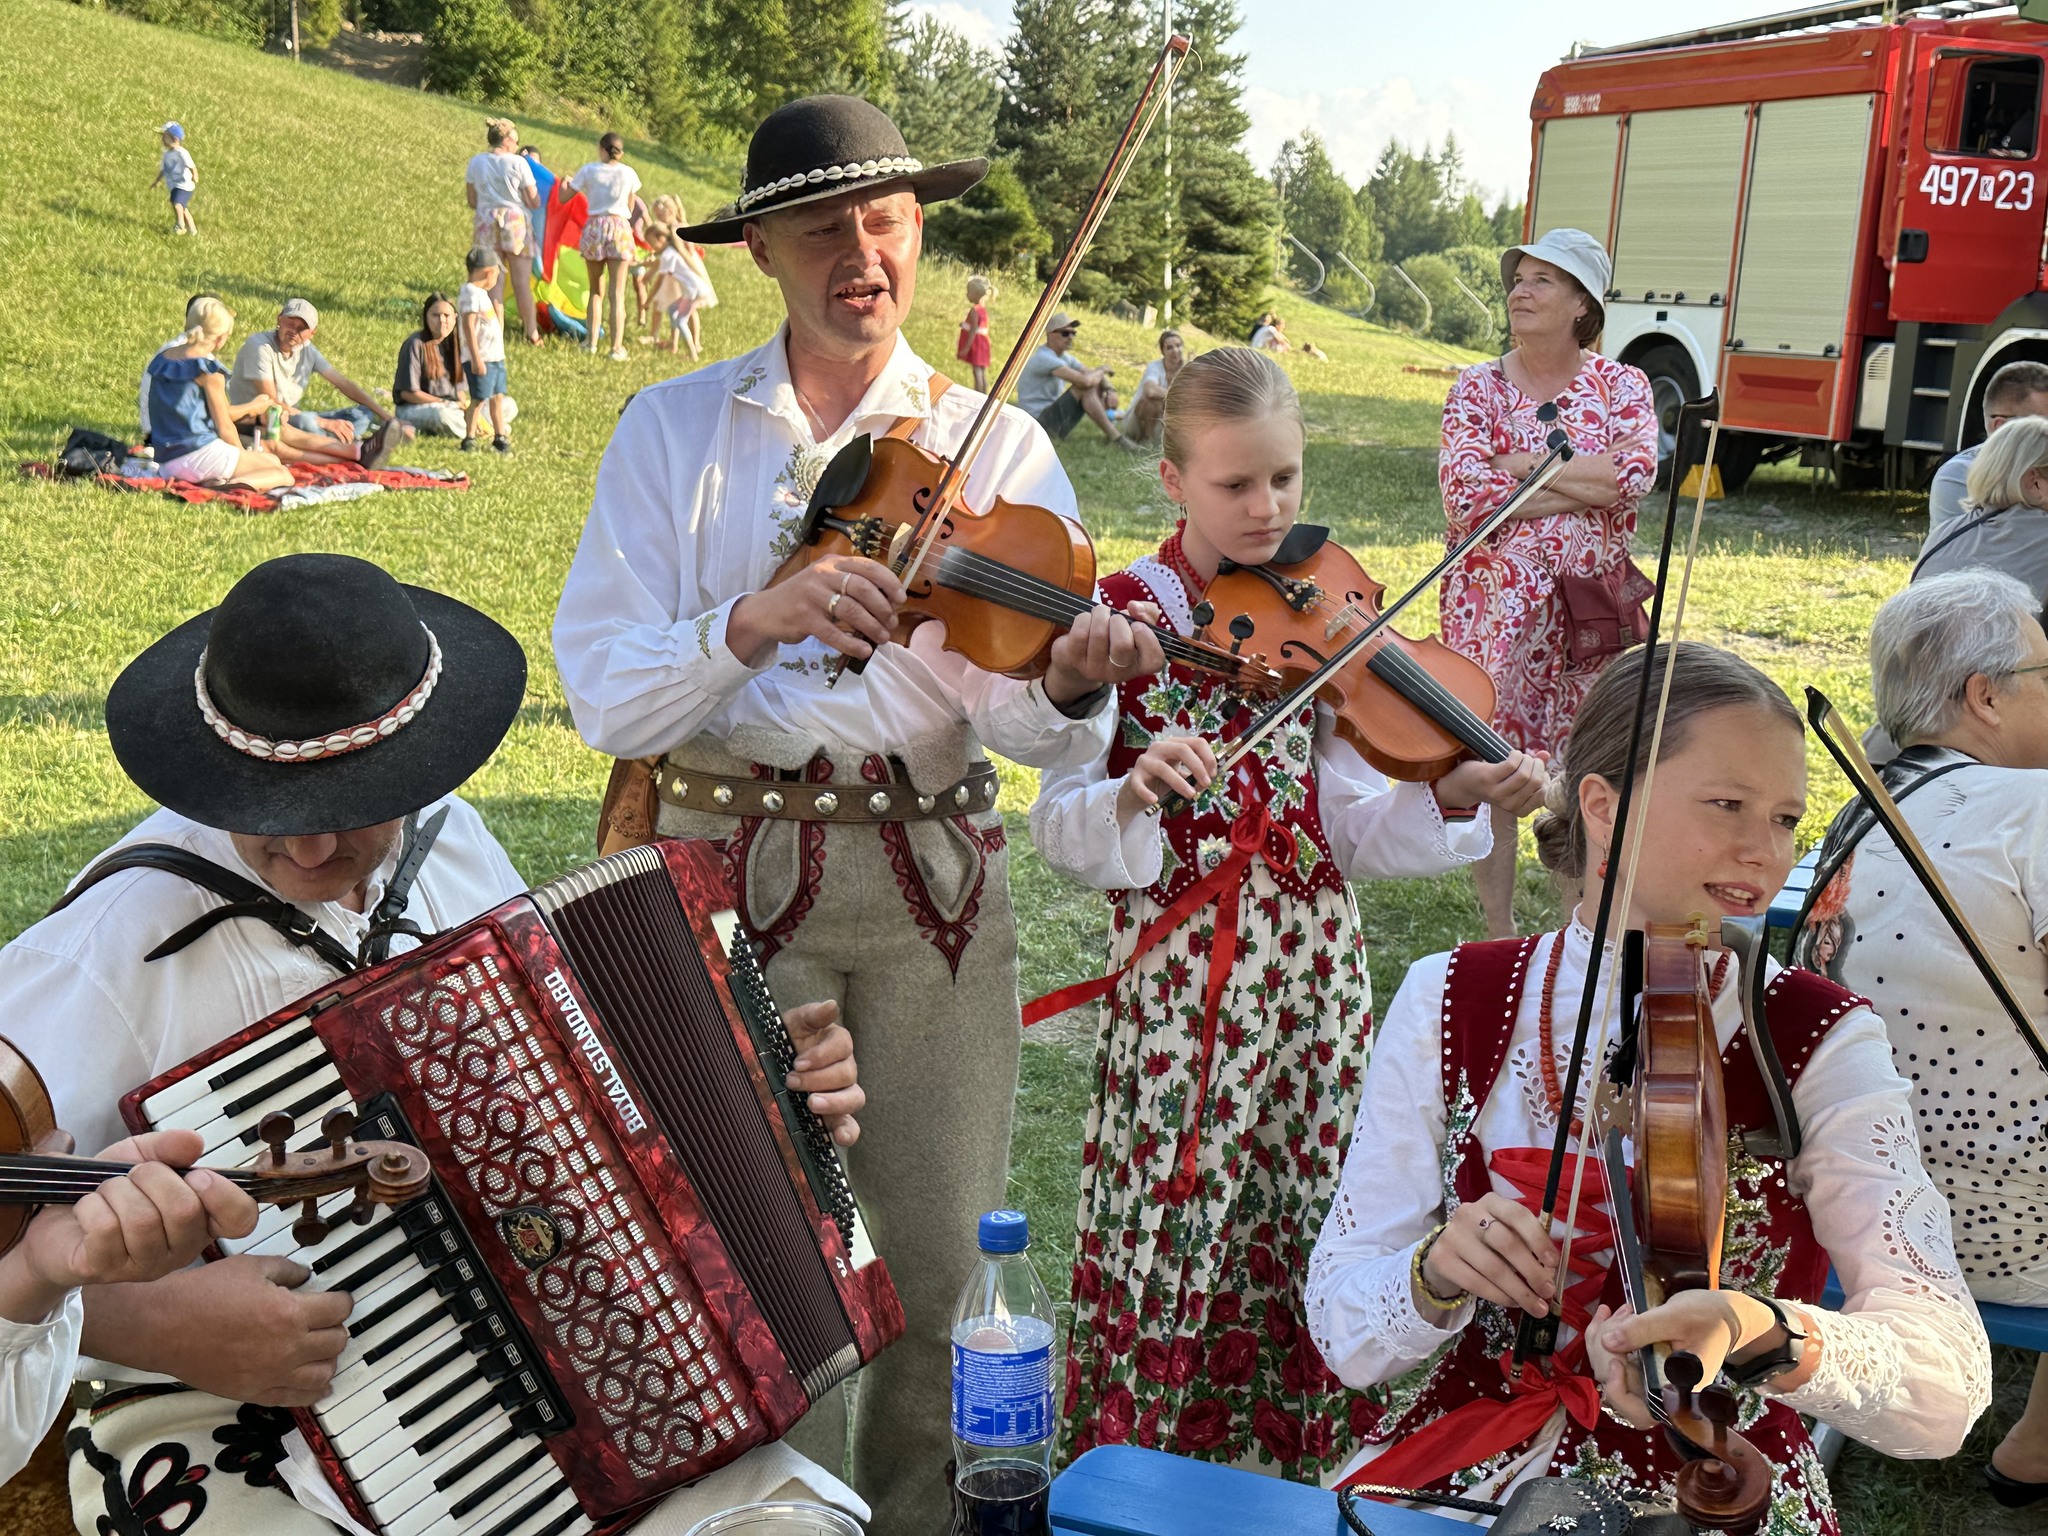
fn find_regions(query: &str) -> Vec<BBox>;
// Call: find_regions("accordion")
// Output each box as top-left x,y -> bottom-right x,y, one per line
122,839 -> 903,1535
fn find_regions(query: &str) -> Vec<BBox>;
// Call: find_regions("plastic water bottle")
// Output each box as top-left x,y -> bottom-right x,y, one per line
950,1210 -> 1055,1536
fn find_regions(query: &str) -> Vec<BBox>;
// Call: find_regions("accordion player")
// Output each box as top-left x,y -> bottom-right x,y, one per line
121,836 -> 904,1535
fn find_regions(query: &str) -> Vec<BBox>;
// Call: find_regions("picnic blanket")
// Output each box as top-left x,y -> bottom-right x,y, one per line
21,458 -> 470,515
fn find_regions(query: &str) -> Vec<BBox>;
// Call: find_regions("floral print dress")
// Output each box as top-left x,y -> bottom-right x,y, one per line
1437,354 -> 1657,755
1027,529 -> 1493,1479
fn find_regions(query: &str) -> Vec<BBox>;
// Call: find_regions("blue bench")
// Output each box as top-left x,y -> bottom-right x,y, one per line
1821,1274 -> 2048,1354
1765,847 -> 1820,953
1050,1446 -> 1470,1535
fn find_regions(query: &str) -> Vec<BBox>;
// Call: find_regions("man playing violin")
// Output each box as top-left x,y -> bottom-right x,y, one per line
1306,642 -> 1987,1531
552,94 -> 1162,1530
0,553 -> 867,1531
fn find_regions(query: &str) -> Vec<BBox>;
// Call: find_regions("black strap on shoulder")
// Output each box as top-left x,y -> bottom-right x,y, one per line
1791,746 -> 1979,943
1914,503 -> 2009,577
50,844 -> 361,974
48,809 -> 446,976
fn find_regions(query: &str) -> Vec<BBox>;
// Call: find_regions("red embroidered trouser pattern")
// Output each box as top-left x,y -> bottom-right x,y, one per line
1059,859 -> 1377,1480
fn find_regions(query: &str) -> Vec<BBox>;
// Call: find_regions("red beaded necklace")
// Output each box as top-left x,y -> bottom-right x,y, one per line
1160,522 -> 1209,596
1536,926 -> 1730,1138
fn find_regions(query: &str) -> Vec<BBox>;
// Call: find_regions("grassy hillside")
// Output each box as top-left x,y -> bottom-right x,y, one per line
4,8 -> 2024,1534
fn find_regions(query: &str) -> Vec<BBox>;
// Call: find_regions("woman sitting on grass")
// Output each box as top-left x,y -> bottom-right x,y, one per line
393,293 -> 518,438
143,297 -> 290,490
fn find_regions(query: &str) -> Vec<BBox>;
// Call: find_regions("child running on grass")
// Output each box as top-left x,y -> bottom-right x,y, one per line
644,222 -> 707,361
150,122 -> 197,236
1027,346 -> 1547,1479
457,247 -> 512,455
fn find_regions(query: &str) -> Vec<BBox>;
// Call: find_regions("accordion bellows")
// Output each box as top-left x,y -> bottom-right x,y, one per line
125,838 -> 903,1531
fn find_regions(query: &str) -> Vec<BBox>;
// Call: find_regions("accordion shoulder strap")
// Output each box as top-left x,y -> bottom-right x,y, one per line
51,843 -> 364,976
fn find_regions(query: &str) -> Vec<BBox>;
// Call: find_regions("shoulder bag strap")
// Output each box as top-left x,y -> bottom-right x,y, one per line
1914,503 -> 2009,576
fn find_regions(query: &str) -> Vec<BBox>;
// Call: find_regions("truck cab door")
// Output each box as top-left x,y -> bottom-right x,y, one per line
1890,38 -> 2048,324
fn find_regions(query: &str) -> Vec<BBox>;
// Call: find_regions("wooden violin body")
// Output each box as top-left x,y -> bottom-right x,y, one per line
1196,527 -> 1507,782
0,1037 -> 72,1255
1606,923 -> 1771,1535
779,433 -> 1096,678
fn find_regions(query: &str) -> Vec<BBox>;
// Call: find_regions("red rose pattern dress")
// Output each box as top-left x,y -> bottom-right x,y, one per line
1027,529 -> 1493,1480
1437,354 -> 1657,754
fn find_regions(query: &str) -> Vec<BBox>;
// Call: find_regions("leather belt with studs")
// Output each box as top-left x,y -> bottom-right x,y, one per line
654,761 -> 1002,823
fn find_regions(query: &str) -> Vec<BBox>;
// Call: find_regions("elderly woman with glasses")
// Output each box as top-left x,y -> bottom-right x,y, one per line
1792,566 -> 2048,1509
1437,228 -> 1658,938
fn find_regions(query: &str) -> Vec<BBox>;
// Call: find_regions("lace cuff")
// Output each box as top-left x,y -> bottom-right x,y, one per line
1306,1225 -> 1472,1388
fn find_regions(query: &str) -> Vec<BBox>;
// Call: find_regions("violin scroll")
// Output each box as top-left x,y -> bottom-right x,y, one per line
248,1109 -> 431,1245
1662,1351 -> 1773,1534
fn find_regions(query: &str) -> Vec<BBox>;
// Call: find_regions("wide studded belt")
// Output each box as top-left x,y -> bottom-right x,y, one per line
654,761 -> 1001,822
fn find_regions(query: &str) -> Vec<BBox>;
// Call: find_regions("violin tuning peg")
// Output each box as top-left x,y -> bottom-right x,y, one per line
292,1198 -> 329,1247
1227,613 -> 1255,656
321,1108 -> 358,1155
258,1112 -> 295,1167
1190,600 -> 1214,630
1666,1349 -> 1704,1410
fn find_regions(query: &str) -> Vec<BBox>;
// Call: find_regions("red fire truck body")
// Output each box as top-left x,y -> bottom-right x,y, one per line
1528,1 -> 2048,487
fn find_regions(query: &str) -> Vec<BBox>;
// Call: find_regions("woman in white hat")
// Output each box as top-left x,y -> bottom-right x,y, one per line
1437,227 -> 1657,938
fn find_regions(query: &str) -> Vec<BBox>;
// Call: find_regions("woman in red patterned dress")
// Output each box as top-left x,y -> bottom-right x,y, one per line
1304,643 -> 1989,1531
1030,348 -> 1548,1480
1439,229 -> 1657,939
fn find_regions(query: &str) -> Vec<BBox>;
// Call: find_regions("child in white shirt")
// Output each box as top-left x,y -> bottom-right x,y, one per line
457,247 -> 512,454
0,1127 -> 256,1481
150,123 -> 198,237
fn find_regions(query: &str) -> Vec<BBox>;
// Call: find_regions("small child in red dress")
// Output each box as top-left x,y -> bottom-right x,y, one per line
958,274 -> 993,392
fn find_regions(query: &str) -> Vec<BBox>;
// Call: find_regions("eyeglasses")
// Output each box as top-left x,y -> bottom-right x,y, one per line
1054,328 -> 1079,337
1956,661 -> 2048,698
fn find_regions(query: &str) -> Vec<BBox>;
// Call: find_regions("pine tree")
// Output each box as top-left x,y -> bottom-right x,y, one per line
1161,0 -> 1273,336
996,0 -> 1164,310
710,0 -> 887,132
1274,130 -> 1376,303
881,14 -> 1002,164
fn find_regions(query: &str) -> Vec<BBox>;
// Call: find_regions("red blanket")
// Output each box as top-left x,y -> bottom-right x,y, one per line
22,459 -> 470,514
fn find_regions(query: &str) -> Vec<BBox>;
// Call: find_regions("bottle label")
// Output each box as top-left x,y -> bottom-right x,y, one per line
951,1341 -> 1053,1447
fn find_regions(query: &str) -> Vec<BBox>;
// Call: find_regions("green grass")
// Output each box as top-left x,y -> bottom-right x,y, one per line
0,5 -> 2019,1530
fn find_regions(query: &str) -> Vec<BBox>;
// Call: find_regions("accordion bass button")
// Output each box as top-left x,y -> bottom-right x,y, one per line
712,784 -> 735,807
814,791 -> 839,816
761,790 -> 785,813
867,791 -> 890,815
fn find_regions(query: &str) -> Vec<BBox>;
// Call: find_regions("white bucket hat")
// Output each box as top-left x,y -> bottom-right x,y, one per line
1500,228 -> 1613,316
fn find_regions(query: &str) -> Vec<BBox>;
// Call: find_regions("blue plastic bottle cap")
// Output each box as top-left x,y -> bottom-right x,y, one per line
977,1209 -> 1029,1254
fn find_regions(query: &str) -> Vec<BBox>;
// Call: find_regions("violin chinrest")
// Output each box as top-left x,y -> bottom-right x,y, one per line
809,434 -> 873,515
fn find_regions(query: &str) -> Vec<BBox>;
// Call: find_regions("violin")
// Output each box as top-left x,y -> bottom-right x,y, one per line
0,1035 -> 429,1254
764,37 -> 1279,696
1194,524 -> 1510,783
1593,920 -> 1772,1535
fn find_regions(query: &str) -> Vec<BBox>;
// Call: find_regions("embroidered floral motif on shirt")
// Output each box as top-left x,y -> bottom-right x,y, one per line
1440,1071 -> 1479,1215
902,376 -> 929,415
1721,1134 -> 1788,1297
694,610 -> 716,660
768,443 -> 829,563
731,362 -> 768,396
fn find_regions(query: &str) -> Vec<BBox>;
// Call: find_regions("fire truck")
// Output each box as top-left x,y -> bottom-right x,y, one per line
1528,0 -> 2048,489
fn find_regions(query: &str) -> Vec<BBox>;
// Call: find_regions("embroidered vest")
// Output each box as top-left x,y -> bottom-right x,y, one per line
1373,935 -> 1869,1533
1098,565 -> 1343,908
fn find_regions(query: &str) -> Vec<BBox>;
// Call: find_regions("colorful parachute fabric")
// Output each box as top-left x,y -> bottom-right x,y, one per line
523,158 -> 589,340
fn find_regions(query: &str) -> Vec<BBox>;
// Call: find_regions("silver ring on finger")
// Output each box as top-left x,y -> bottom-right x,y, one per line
840,572 -> 854,596
1476,1214 -> 1494,1231
827,592 -> 843,622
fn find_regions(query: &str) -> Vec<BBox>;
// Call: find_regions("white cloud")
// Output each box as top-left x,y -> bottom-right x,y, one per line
897,0 -> 1013,55
1244,76 -> 1534,203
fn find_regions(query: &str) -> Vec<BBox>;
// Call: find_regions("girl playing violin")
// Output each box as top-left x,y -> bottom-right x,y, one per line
1303,642 -> 1990,1529
1029,346 -> 1547,1479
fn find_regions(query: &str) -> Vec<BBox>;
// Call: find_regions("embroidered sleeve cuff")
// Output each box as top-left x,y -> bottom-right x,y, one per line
673,595 -> 772,696
1106,778 -> 1165,890
1769,1304 -> 1902,1428
1424,786 -> 1493,863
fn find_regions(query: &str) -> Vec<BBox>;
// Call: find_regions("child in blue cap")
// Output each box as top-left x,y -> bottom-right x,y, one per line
151,123 -> 198,236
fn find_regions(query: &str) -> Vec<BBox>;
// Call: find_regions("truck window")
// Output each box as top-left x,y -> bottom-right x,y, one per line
1925,52 -> 2040,159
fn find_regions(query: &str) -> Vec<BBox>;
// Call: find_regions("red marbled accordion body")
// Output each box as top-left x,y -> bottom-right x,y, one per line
122,838 -> 902,1528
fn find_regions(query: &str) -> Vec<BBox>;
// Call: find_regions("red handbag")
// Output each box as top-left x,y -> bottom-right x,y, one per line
1557,559 -> 1655,665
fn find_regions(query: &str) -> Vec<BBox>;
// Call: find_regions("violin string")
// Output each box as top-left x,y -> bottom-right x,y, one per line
1549,419 -> 1723,1347
931,548 -> 1248,675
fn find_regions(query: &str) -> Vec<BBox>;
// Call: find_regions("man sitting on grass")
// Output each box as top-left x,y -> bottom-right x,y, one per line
227,298 -> 411,468
1016,311 -> 1144,451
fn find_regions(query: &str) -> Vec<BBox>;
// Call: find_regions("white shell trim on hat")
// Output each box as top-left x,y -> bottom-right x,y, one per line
736,156 -> 924,213
193,626 -> 444,763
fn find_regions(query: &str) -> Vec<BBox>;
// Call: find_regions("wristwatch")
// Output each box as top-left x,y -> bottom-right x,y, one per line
1724,1293 -> 1808,1389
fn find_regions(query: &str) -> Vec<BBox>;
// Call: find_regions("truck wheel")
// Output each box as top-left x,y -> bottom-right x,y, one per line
1715,432 -> 1764,493
1636,344 -> 1699,486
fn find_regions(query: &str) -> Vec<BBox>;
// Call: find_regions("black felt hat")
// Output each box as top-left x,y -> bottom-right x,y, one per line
677,95 -> 987,244
105,553 -> 527,837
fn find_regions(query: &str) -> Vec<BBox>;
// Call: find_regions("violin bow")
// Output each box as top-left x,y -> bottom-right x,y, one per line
1153,435 -> 1575,817
1515,398 -> 1723,1366
893,35 -> 1191,594
1805,688 -> 2048,1074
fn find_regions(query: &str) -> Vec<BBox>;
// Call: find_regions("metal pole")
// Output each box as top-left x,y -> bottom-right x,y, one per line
1162,0 -> 1173,321
290,0 -> 300,57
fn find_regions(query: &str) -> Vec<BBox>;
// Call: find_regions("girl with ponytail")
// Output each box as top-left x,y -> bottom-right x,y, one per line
1029,346 -> 1546,1479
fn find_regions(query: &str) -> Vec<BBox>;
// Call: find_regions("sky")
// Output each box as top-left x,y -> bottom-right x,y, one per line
901,0 -> 1831,199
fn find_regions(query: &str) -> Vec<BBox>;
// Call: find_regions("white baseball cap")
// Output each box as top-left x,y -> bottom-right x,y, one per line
278,297 -> 320,329
1500,228 -> 1613,311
